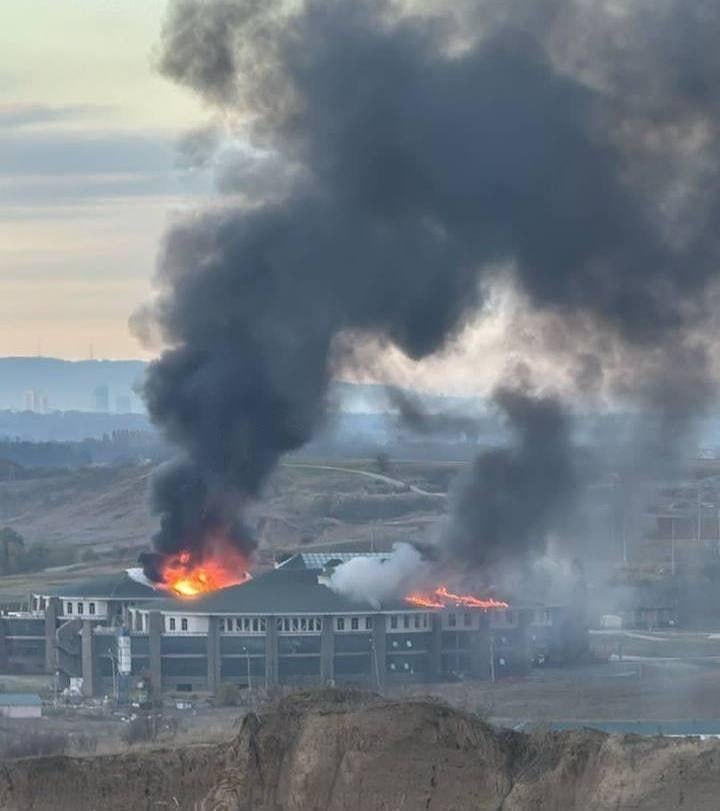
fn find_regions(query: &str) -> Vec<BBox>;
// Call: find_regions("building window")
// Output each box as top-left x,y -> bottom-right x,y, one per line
66,602 -> 73,614
300,617 -> 307,631
505,610 -> 514,625
316,617 -> 322,631
448,613 -> 456,627
181,618 -> 188,631
242,618 -> 249,632
351,617 -> 359,630
169,617 -> 176,631
336,618 -> 345,631
390,615 -> 398,629
252,618 -> 259,632
365,617 -> 372,630
283,618 -> 290,632
260,618 -> 266,632
77,602 -> 84,615
403,615 -> 410,629
219,619 -> 225,632
463,613 -> 471,627
89,602 -> 96,615
308,618 -> 315,632
414,614 -> 421,629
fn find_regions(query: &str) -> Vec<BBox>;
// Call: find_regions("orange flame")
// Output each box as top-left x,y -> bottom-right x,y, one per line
161,550 -> 251,597
405,585 -> 508,610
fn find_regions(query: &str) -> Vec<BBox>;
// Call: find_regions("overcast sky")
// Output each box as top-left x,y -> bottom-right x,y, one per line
0,1 -> 208,360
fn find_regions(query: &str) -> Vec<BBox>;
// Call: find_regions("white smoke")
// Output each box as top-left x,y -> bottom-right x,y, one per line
327,543 -> 428,606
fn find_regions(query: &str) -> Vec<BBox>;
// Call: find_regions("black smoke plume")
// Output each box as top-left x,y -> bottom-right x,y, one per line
137,0 -> 720,575
386,386 -> 480,441
444,388 -> 575,568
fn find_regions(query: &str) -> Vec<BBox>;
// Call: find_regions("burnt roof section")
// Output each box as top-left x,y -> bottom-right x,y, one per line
278,551 -> 391,570
149,567 -> 381,614
43,571 -> 162,600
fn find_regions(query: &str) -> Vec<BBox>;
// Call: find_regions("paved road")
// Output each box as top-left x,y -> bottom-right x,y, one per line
282,462 -> 447,498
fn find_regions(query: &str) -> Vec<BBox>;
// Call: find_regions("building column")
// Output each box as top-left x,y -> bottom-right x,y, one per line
81,621 -> 96,698
470,616 -> 491,680
428,614 -> 443,682
0,617 -> 8,671
264,616 -> 278,687
148,611 -> 163,700
207,616 -> 221,694
371,615 -> 387,692
44,597 -> 59,673
516,610 -> 532,675
320,616 -> 335,685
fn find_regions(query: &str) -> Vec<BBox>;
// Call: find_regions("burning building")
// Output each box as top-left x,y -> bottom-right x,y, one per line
0,551 -> 586,698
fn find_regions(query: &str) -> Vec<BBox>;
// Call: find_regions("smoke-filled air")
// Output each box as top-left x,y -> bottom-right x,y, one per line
135,0 -> 720,580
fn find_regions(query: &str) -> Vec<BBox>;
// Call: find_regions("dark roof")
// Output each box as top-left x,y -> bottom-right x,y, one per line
0,693 -> 42,706
45,571 -> 161,600
151,567 -> 378,615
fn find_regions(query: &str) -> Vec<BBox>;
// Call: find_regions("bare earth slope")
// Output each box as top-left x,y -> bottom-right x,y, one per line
3,691 -> 720,810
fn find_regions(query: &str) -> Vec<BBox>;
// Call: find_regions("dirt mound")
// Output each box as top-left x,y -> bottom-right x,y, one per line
3,690 -> 720,810
204,690 -> 720,810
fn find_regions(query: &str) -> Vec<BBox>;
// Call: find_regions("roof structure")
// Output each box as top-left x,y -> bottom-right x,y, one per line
43,571 -> 162,600
0,694 -> 42,706
150,567 -> 379,615
278,551 -> 391,571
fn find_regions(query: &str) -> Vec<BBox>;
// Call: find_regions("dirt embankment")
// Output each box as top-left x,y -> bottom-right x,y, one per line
4,690 -> 720,810
0,743 -> 223,811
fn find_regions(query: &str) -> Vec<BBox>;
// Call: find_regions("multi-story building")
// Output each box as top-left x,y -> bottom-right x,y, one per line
0,552 -> 587,698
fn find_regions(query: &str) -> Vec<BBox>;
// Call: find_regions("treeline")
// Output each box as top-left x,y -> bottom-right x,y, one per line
0,435 -> 169,470
0,528 -> 77,575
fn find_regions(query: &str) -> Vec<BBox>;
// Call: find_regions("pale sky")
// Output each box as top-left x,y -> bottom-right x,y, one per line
0,1 -> 208,360
0,1 -> 591,401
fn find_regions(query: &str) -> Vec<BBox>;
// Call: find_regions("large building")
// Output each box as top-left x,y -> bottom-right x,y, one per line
0,552 -> 586,699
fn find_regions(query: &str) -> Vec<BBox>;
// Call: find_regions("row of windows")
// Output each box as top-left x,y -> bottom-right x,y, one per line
168,617 -> 188,631
445,612 -> 473,628
389,613 -> 430,630
277,616 -> 322,633
336,617 -> 372,632
218,617 -> 327,634
66,601 -> 96,616
220,617 -> 268,633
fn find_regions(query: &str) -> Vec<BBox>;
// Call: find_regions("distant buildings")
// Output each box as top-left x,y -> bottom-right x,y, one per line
93,385 -> 110,413
22,390 -> 48,413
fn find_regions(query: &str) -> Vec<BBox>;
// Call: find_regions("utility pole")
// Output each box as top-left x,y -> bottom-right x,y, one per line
370,636 -> 381,692
108,648 -> 118,702
242,646 -> 252,691
671,516 -> 676,576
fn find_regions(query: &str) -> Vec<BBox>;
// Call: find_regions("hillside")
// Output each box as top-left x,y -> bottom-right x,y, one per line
0,459 -> 453,599
2,691 -> 720,810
